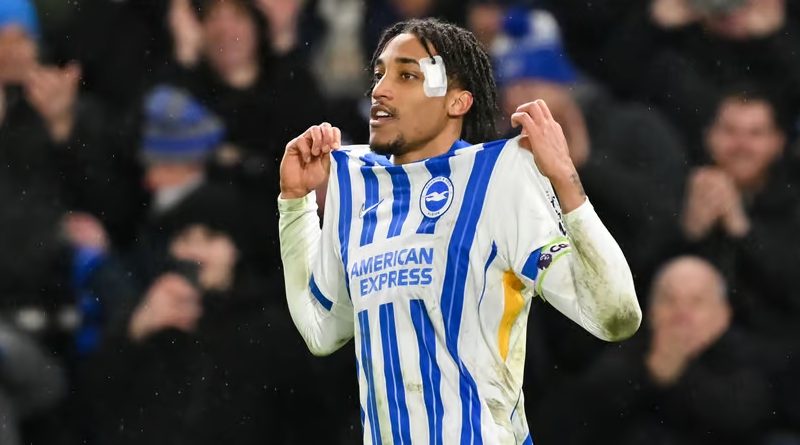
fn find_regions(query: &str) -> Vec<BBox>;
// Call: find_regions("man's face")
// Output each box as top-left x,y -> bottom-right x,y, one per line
203,1 -> 258,72
369,33 -> 450,157
170,224 -> 238,291
650,260 -> 730,347
707,99 -> 784,188
0,26 -> 37,84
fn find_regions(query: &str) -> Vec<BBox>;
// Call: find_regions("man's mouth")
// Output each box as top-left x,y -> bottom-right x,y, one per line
370,104 -> 396,126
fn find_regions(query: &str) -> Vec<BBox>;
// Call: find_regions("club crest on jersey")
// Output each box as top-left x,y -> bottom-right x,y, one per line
420,176 -> 454,218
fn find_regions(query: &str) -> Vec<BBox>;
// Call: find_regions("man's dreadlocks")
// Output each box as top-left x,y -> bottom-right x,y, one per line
369,18 -> 499,144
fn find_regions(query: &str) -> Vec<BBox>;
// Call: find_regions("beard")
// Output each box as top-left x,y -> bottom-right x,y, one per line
369,133 -> 410,158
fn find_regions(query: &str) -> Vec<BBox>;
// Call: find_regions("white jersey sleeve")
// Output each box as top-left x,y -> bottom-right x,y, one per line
278,174 -> 354,356
491,138 -> 641,341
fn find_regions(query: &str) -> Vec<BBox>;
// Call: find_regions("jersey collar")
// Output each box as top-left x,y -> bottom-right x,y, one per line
449,139 -> 471,153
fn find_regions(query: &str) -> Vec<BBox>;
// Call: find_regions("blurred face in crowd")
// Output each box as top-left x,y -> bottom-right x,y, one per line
202,0 -> 259,74
649,257 -> 731,350
700,0 -> 786,40
467,3 -> 504,49
501,80 -> 590,167
0,25 -> 37,84
706,98 -> 784,191
171,224 -> 239,292
370,33 -> 473,160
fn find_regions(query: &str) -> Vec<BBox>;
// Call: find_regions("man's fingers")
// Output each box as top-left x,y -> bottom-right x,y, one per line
528,101 -> 547,124
510,111 -> 536,136
309,125 -> 323,157
515,101 -> 547,124
320,122 -> 334,153
535,99 -> 554,120
332,127 -> 342,149
289,134 -> 313,163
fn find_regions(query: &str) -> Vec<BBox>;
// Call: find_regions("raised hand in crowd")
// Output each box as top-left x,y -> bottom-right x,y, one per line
61,212 -> 110,253
651,0 -> 786,39
169,0 -> 204,67
681,167 -> 749,240
23,62 -> 81,143
128,273 -> 203,341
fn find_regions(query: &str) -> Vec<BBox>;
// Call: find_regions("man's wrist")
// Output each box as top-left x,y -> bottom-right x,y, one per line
278,190 -> 316,213
280,188 -> 311,200
550,168 -> 587,213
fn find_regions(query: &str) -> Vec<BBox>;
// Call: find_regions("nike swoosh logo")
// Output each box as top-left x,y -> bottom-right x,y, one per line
359,199 -> 383,218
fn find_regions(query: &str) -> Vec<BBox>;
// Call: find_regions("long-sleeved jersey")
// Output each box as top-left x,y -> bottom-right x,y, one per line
278,137 -> 641,445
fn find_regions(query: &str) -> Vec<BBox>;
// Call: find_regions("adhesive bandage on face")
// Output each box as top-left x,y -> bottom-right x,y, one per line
419,55 -> 447,97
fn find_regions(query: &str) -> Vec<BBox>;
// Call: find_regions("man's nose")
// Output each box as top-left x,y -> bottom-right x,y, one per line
371,76 -> 393,101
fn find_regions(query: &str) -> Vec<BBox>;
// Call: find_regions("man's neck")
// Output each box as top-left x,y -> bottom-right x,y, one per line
392,126 -> 462,165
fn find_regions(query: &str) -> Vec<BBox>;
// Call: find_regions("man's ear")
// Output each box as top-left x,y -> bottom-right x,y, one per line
448,89 -> 474,118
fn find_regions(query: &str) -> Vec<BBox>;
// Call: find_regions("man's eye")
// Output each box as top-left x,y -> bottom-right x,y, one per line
401,73 -> 417,80
373,72 -> 384,80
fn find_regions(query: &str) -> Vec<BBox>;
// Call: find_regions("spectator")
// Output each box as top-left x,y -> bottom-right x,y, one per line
490,9 -> 688,378
532,256 -> 778,445
597,0 -> 800,156
0,0 -> 136,340
62,85 -> 249,312
83,218 -> 331,445
494,10 -> 687,279
678,88 -> 800,339
165,0 -> 326,186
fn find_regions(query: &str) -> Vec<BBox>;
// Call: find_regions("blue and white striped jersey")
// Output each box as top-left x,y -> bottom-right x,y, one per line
308,137 -> 571,445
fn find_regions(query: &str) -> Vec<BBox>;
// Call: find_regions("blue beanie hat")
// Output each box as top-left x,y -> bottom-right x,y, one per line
141,85 -> 225,164
0,0 -> 40,39
494,9 -> 577,87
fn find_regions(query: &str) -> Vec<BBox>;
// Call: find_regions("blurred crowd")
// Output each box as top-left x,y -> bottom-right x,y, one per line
0,0 -> 799,444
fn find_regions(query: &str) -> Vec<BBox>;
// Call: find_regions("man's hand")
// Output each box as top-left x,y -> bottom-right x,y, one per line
716,171 -> 750,237
681,167 -> 749,240
24,63 -> 81,143
646,324 -> 696,385
511,99 -> 586,213
169,0 -> 204,66
682,168 -> 726,240
280,122 -> 341,199
128,274 -> 203,341
62,212 -> 109,253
